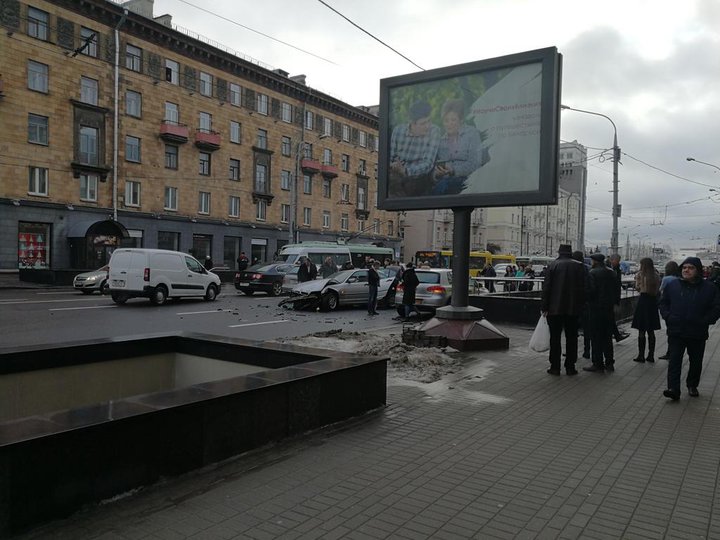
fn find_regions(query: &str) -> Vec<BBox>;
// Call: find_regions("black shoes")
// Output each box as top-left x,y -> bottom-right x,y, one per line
547,368 -> 561,376
688,387 -> 699,397
615,333 -> 630,342
583,365 -> 605,372
663,389 -> 680,401
658,353 -> 670,360
645,355 -> 655,363
605,364 -> 615,372
566,368 -> 578,376
633,356 -> 645,363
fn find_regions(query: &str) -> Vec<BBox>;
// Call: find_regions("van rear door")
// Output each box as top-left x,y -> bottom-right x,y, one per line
109,250 -> 143,291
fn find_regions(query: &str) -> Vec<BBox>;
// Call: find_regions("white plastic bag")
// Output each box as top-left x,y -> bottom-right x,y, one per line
529,315 -> 550,352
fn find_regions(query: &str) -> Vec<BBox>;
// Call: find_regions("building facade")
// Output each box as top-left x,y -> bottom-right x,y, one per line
0,0 -> 399,273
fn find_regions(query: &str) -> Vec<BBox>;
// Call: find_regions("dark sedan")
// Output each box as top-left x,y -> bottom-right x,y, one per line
234,263 -> 295,296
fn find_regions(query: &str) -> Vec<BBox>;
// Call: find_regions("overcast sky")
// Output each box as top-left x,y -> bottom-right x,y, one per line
153,0 -> 720,254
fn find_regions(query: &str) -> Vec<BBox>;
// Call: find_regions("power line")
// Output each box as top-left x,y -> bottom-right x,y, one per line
315,0 -> 424,71
622,152 -> 717,189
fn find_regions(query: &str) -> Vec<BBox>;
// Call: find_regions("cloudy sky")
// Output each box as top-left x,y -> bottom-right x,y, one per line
152,0 -> 720,254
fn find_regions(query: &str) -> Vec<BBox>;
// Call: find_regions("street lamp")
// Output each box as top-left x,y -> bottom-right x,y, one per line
561,104 -> 620,255
687,157 -> 720,173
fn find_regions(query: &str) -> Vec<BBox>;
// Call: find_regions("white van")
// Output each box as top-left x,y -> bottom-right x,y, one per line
108,248 -> 221,305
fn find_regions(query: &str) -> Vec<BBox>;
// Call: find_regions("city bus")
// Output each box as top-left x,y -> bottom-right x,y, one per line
278,242 -> 394,269
415,250 -> 516,277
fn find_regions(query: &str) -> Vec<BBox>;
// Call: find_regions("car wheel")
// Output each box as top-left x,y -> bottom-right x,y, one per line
242,289 -> 254,296
204,284 -> 218,301
111,292 -> 128,305
270,281 -> 283,296
80,289 -> 94,295
150,285 -> 168,306
320,291 -> 339,311
100,280 -> 110,295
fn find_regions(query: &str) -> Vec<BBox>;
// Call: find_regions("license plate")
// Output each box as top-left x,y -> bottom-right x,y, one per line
415,299 -> 423,304
112,280 -> 125,287
238,282 -> 250,287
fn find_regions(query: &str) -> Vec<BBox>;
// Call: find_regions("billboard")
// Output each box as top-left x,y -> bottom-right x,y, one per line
378,47 -> 562,211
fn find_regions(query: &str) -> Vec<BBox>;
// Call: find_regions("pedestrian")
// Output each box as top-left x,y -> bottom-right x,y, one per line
571,250 -> 591,360
659,257 -> 720,400
204,255 -> 214,271
320,256 -> 336,278
540,244 -> 586,376
367,261 -> 381,316
584,253 -> 617,372
608,253 -> 630,342
483,263 -> 496,293
658,260 -> 681,360
380,261 -> 403,307
297,257 -> 311,283
237,251 -> 249,271
631,257 -> 661,363
400,262 -> 420,319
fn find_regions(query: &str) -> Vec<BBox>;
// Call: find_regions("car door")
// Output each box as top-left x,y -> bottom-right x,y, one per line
344,270 -> 369,304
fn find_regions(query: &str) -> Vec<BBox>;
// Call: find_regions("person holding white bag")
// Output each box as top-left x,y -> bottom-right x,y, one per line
540,244 -> 586,376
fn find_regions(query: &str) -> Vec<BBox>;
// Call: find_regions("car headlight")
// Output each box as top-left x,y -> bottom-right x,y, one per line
85,275 -> 98,283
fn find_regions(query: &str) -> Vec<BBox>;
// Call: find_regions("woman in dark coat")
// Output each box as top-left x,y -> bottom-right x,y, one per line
400,263 -> 420,319
631,257 -> 661,362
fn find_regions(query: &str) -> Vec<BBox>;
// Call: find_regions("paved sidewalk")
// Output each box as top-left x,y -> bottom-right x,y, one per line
16,321 -> 720,540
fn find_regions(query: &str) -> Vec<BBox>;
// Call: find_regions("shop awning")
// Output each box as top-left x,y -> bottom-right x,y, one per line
67,219 -> 129,238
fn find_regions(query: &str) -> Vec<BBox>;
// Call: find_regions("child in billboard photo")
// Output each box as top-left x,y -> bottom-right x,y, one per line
389,100 -> 441,197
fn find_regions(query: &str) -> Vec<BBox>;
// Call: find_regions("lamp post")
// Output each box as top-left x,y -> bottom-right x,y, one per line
687,157 -> 720,173
561,105 -> 620,255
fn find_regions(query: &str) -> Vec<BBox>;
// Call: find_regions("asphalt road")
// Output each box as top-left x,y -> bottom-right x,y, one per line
0,287 -> 402,350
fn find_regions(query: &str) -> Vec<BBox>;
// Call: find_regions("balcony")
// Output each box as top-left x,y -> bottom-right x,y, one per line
159,122 -> 189,144
301,158 -> 321,174
194,129 -> 221,151
355,207 -> 370,220
321,163 -> 338,178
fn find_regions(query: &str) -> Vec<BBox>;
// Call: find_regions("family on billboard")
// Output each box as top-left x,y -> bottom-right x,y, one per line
388,63 -> 543,199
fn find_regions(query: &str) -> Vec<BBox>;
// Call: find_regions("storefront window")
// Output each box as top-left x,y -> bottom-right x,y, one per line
18,222 -> 51,269
158,231 -> 180,251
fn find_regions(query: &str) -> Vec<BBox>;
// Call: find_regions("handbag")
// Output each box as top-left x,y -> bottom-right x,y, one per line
529,315 -> 551,352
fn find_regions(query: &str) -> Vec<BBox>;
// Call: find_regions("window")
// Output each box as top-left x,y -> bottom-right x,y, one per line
125,90 -> 141,117
199,191 -> 211,214
357,220 -> 365,232
80,27 -> 97,57
125,180 -> 141,206
303,143 -> 313,159
388,220 -> 394,236
303,207 -> 311,226
357,186 -> 366,210
373,219 -> 380,233
79,174 -> 97,201
304,110 -> 314,130
322,148 -> 332,165
256,93 -> 268,115
27,7 -> 48,40
358,159 -> 367,176
158,231 -> 180,251
125,136 -> 141,163
230,121 -> 241,143
341,154 -> 350,172
28,167 -> 48,195
165,145 -> 178,169
323,117 -> 332,137
281,102 -> 292,123
303,174 -> 312,194
281,204 -> 290,223
281,137 -> 291,157
28,61 -> 48,93
322,179 -> 331,198
256,129 -> 268,149
164,102 -> 179,123
323,211 -> 330,229
255,164 -> 267,193
256,200 -> 267,221
229,158 -> 240,181
80,77 -> 98,105
341,184 -> 350,202
165,59 -> 179,84
229,196 -> 240,217
199,72 -> 212,97
281,170 -> 291,190
28,114 -> 48,145
359,130 -> 367,148
199,112 -> 211,132
229,83 -> 241,106
342,124 -> 350,142
164,186 -> 178,210
79,126 -> 98,165
341,213 -> 349,231
125,44 -> 142,72
199,152 -> 211,175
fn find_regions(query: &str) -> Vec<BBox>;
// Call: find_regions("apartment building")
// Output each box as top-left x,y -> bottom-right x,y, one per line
0,0 -> 399,273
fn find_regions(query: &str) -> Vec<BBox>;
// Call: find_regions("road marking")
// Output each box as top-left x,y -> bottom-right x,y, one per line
49,305 -> 117,312
229,319 -> 289,328
0,298 -> 104,305
176,309 -> 235,316
36,291 -> 83,296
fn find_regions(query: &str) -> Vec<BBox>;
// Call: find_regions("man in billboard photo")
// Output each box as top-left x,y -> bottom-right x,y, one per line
389,100 -> 441,197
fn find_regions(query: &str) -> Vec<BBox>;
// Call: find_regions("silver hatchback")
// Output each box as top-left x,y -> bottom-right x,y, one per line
395,269 -> 452,312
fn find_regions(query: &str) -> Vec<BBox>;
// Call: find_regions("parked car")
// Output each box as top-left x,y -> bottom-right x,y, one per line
281,265 -> 301,293
395,269 -> 453,312
73,265 -> 109,295
234,263 -> 295,296
280,268 -> 395,311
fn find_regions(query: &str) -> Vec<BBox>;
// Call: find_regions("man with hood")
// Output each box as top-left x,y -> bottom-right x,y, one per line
658,256 -> 720,400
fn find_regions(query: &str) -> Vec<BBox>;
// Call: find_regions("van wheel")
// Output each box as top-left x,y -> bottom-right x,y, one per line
150,285 -> 168,306
111,292 -> 128,305
270,282 -> 283,296
320,291 -> 339,312
205,284 -> 218,301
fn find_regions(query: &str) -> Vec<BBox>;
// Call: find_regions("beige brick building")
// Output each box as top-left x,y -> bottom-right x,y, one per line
0,0 -> 400,274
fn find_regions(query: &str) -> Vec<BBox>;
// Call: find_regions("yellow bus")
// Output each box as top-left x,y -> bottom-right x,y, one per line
415,250 -> 516,277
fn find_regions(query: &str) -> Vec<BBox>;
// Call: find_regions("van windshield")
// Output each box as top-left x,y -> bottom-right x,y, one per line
276,253 -> 298,264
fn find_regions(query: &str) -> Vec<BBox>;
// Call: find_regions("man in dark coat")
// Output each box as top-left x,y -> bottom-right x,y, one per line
608,253 -> 629,342
584,253 -> 618,372
482,263 -> 496,292
367,261 -> 381,315
541,244 -> 586,376
400,262 -> 420,319
659,256 -> 720,400
297,257 -> 311,283
237,252 -> 249,271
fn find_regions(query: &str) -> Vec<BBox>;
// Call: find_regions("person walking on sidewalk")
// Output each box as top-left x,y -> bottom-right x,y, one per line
659,257 -> 720,400
658,260 -> 681,360
608,253 -> 630,342
367,261 -> 381,316
631,258 -> 662,363
541,244 -> 586,376
584,253 -> 617,372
